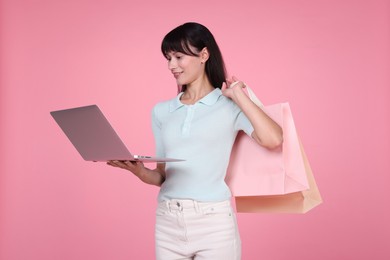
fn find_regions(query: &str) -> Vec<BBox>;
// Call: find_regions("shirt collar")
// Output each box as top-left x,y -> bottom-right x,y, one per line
169,88 -> 222,112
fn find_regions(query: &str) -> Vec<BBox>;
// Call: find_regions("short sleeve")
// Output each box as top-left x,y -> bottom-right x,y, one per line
234,110 -> 254,138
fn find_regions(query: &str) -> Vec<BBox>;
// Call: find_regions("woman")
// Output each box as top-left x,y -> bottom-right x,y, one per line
108,22 -> 283,260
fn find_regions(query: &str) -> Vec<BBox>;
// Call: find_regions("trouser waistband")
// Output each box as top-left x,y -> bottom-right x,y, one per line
160,199 -> 231,213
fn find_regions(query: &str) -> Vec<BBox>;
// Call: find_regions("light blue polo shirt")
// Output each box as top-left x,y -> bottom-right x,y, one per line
152,88 -> 254,202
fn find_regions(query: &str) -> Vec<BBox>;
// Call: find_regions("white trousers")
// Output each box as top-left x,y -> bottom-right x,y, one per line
155,199 -> 241,260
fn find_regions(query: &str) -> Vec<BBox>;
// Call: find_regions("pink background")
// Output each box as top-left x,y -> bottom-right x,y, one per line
1,0 -> 389,259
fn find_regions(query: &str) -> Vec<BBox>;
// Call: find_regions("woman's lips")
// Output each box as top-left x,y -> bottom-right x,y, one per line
172,72 -> 182,78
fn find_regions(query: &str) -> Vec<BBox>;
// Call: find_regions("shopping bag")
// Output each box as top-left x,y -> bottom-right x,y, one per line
233,138 -> 322,213
225,85 -> 322,213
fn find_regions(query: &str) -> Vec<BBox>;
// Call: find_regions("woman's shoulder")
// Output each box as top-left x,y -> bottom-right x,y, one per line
217,94 -> 241,112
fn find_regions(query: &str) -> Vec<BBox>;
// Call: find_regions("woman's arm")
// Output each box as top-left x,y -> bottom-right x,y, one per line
222,77 -> 283,150
107,160 -> 166,186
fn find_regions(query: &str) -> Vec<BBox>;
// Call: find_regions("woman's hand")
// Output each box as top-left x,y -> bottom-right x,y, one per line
107,160 -> 145,178
106,160 -> 166,186
221,76 -> 246,101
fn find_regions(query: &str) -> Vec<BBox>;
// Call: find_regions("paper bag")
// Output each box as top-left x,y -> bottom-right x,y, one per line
226,103 -> 309,196
226,86 -> 322,213
233,139 -> 323,213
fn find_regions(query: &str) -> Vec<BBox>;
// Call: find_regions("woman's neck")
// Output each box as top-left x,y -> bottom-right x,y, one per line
181,77 -> 214,105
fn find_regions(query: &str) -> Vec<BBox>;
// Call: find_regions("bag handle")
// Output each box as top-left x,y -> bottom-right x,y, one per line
229,81 -> 264,108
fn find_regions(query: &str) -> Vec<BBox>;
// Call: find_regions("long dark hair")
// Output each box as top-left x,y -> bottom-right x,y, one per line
161,22 -> 227,93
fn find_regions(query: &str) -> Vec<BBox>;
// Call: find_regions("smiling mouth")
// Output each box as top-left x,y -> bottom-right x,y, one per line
172,72 -> 182,78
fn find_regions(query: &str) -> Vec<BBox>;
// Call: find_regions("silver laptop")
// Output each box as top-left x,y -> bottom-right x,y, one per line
50,104 -> 184,163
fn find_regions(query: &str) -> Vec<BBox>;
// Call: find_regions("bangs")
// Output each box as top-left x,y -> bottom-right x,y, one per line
161,31 -> 199,58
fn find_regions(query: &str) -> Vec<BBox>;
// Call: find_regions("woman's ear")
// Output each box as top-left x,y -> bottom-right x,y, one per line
200,47 -> 209,63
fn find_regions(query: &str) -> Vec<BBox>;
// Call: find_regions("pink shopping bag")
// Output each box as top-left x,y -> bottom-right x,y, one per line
232,138 -> 323,213
225,86 -> 322,213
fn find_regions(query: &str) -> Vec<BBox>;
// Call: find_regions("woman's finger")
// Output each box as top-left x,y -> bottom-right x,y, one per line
107,160 -> 120,167
226,77 -> 233,86
107,160 -> 128,169
123,160 -> 139,169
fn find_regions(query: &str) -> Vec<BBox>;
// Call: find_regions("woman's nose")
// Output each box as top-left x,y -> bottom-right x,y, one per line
168,59 -> 176,70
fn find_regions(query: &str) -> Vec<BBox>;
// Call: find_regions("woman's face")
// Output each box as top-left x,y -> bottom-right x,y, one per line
166,49 -> 205,87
